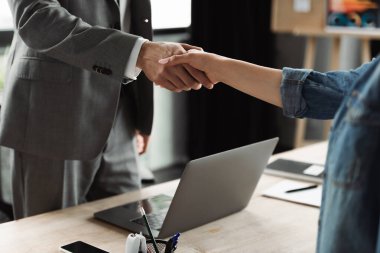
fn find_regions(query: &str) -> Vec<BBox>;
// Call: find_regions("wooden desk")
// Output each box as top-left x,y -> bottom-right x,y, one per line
0,142 -> 328,253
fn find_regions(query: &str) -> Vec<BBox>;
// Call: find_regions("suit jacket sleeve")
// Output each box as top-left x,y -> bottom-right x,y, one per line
9,0 -> 139,82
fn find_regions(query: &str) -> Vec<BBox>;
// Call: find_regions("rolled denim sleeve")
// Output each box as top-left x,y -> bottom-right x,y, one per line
280,68 -> 312,118
280,58 -> 378,120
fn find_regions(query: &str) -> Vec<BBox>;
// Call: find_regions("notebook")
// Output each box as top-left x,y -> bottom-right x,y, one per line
262,179 -> 322,207
265,158 -> 324,183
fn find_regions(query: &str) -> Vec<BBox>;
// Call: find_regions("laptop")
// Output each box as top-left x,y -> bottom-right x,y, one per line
94,137 -> 279,239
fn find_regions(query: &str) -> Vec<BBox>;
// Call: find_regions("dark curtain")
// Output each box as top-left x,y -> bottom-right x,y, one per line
187,0 -> 280,159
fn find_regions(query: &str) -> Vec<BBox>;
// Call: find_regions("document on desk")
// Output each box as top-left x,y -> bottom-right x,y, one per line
262,180 -> 322,207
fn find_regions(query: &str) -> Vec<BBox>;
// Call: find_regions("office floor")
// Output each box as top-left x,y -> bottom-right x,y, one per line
0,164 -> 185,224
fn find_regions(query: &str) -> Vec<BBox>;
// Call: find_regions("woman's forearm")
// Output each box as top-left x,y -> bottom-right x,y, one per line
213,57 -> 283,107
159,51 -> 283,105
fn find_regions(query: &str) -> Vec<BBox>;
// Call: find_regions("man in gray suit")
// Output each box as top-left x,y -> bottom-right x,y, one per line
2,0 -> 213,219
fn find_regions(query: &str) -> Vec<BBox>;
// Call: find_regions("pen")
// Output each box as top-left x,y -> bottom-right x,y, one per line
171,233 -> 180,249
285,184 -> 318,193
140,207 -> 160,253
165,233 -> 180,253
171,233 -> 180,250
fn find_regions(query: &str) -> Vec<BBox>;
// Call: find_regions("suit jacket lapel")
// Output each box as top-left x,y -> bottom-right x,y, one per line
119,0 -> 131,32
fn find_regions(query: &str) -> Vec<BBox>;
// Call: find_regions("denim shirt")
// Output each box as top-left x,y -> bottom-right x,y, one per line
281,58 -> 380,253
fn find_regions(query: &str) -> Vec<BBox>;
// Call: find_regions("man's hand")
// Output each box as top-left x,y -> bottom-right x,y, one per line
137,41 -> 214,92
136,131 -> 150,155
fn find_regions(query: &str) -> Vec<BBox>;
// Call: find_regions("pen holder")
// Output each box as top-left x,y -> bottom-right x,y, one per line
146,239 -> 176,253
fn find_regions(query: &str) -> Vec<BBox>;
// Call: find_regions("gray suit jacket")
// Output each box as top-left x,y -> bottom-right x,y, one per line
1,0 -> 154,160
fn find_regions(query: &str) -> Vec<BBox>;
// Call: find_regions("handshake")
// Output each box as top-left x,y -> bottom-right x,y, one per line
137,41 -> 221,92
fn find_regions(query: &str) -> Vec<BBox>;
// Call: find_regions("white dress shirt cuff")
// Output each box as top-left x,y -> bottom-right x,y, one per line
124,38 -> 148,80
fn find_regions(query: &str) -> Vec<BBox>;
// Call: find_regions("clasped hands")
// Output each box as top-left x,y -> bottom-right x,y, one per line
137,41 -> 218,91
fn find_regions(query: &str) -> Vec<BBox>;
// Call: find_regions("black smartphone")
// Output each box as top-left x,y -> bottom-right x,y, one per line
59,241 -> 109,253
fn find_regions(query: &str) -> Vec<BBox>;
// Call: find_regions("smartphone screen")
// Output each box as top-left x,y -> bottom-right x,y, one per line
60,241 -> 109,253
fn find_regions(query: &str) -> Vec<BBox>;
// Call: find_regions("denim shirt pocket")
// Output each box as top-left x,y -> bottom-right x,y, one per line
346,95 -> 380,126
327,95 -> 380,189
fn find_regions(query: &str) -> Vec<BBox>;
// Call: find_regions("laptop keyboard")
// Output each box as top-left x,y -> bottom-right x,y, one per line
131,211 -> 167,230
